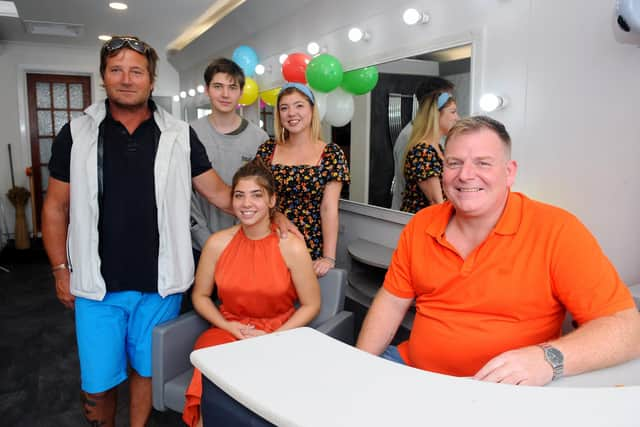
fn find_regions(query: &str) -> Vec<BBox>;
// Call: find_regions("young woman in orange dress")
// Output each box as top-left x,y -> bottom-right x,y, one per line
182,158 -> 321,427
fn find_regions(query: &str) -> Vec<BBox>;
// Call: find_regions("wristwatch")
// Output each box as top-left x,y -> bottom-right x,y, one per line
538,343 -> 564,380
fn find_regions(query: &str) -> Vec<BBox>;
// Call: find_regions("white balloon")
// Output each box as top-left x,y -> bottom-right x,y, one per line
324,88 -> 354,127
312,90 -> 328,121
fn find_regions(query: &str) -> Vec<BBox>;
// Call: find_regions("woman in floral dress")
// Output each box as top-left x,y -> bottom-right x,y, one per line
257,83 -> 350,277
400,92 -> 459,213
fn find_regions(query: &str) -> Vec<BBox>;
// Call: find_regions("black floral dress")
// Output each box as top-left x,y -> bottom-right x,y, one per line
256,141 -> 350,260
400,142 -> 444,213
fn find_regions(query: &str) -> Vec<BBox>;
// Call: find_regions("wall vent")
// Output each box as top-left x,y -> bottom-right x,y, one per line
23,20 -> 84,37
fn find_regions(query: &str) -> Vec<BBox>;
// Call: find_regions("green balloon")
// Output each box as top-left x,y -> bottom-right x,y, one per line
306,54 -> 344,93
341,66 -> 379,95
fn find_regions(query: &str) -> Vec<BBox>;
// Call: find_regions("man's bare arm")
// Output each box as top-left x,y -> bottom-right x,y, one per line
42,177 -> 74,308
356,287 -> 413,355
475,308 -> 640,385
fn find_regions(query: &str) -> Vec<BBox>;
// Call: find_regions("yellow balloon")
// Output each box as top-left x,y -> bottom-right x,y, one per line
260,87 -> 280,107
238,77 -> 259,105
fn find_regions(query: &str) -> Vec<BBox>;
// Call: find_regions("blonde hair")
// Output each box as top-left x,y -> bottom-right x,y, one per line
274,86 -> 322,144
446,115 -> 512,158
403,93 -> 454,164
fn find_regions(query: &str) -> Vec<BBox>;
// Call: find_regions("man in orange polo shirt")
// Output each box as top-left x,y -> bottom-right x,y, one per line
356,116 -> 640,385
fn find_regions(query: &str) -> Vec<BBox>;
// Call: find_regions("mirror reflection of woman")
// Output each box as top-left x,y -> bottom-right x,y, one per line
400,92 -> 459,213
183,159 -> 321,427
257,83 -> 350,277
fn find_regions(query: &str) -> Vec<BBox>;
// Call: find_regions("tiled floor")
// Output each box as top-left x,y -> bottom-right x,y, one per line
0,241 -> 184,426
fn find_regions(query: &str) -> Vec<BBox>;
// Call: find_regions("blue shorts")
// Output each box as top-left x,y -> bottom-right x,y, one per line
75,291 -> 182,393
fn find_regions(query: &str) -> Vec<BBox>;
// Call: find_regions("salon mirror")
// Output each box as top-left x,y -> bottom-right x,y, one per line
337,43 -> 472,210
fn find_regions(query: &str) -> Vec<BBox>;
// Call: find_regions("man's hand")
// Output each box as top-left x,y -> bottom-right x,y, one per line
273,212 -> 304,240
473,345 -> 553,386
312,258 -> 334,277
53,269 -> 75,309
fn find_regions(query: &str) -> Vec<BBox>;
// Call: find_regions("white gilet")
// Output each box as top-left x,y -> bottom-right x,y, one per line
67,100 -> 194,300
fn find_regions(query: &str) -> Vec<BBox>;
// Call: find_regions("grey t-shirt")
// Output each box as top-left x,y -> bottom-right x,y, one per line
189,115 -> 269,251
391,122 -> 413,210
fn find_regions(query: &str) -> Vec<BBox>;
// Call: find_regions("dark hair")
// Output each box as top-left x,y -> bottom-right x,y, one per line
445,116 -> 512,157
415,76 -> 455,105
99,35 -> 158,83
231,158 -> 277,215
203,58 -> 245,89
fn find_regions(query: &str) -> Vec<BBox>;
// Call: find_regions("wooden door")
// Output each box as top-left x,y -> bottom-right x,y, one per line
26,73 -> 91,232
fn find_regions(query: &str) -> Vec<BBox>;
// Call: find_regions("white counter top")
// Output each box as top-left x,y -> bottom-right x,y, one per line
191,327 -> 639,427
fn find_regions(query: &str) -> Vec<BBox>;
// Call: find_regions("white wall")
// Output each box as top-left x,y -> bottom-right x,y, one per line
174,0 -> 640,284
0,41 -> 180,240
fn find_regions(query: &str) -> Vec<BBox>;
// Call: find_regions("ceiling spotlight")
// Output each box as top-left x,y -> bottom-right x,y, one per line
188,88 -> 196,97
255,64 -> 266,75
403,8 -> 429,25
109,2 -> 128,10
479,93 -> 506,112
348,27 -> 369,42
179,91 -> 187,99
98,34 -> 112,41
307,42 -> 320,55
279,54 -> 288,64
172,95 -> 180,102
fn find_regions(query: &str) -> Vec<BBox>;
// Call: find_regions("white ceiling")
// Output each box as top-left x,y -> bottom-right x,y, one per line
0,0 -> 216,51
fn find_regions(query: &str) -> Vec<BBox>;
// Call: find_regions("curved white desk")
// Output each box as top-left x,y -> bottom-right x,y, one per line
191,327 -> 639,427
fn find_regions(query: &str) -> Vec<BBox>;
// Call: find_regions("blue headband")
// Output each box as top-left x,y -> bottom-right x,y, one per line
437,92 -> 452,110
279,82 -> 315,105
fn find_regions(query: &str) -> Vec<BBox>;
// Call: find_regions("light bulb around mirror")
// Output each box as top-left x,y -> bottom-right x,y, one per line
179,91 -> 187,99
172,95 -> 180,102
279,54 -> 288,64
188,89 -> 196,97
403,8 -> 429,25
348,27 -> 365,42
479,93 -> 504,112
255,64 -> 265,75
196,85 -> 205,93
98,34 -> 112,41
307,42 -> 320,55
403,8 -> 420,25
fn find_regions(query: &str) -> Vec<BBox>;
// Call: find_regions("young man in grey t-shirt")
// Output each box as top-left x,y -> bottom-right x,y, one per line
190,58 -> 270,252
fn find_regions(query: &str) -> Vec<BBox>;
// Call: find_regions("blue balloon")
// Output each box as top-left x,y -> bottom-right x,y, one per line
232,45 -> 259,77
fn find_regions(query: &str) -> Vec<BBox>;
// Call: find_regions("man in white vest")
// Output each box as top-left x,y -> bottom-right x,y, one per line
42,36 -> 242,426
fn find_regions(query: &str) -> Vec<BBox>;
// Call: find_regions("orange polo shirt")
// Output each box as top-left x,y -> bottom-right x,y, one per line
384,192 -> 634,376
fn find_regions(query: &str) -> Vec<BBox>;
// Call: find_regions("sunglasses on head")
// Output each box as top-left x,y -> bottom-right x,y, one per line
104,37 -> 149,54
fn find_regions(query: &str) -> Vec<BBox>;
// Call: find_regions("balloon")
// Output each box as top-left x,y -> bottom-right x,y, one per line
324,88 -> 354,127
306,54 -> 343,93
260,87 -> 280,107
340,66 -> 379,95
312,89 -> 328,121
238,77 -> 259,105
232,45 -> 259,77
282,52 -> 311,83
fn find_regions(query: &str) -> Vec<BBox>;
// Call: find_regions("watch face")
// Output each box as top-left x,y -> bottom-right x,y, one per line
546,347 -> 563,365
